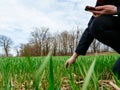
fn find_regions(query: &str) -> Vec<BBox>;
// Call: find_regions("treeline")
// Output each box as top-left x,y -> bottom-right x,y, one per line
19,27 -> 82,56
0,26 -> 110,57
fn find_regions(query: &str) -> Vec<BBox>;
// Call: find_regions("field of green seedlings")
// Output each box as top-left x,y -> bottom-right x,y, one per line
0,53 -> 120,90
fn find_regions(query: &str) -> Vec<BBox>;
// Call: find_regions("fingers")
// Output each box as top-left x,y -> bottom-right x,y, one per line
89,9 -> 102,14
92,11 -> 102,17
92,10 -> 101,14
95,6 -> 104,11
65,62 -> 69,68
65,60 -> 71,68
90,10 -> 104,17
65,60 -> 72,68
88,6 -> 105,17
65,57 -> 76,68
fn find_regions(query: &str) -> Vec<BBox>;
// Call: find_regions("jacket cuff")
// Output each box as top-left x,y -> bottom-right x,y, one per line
117,7 -> 120,15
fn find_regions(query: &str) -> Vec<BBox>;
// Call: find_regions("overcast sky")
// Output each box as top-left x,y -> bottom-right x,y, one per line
0,0 -> 96,55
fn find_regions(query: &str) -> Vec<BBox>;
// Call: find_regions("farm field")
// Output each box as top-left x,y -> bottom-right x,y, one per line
0,53 -> 120,90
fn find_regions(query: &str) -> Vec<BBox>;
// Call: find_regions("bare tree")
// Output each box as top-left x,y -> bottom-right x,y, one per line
14,46 -> 20,56
57,34 -> 62,55
90,39 -> 101,53
75,26 -> 83,48
103,45 -> 109,52
30,27 -> 49,56
50,34 -> 58,56
52,38 -> 57,56
68,32 -> 75,55
60,31 -> 69,55
0,35 -> 13,56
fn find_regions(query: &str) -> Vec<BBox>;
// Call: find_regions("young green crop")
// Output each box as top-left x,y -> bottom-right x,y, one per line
0,53 -> 119,89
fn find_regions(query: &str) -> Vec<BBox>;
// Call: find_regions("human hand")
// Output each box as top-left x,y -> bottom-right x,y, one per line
65,57 -> 76,68
90,5 -> 117,17
65,52 -> 79,68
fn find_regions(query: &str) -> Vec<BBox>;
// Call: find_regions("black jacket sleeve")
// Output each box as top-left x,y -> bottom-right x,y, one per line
117,7 -> 120,15
112,0 -> 120,15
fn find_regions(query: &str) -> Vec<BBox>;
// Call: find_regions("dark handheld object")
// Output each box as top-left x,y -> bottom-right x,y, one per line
85,6 -> 96,11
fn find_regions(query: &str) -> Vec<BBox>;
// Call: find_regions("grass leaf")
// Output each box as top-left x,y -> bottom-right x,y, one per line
34,52 -> 52,90
82,58 -> 96,90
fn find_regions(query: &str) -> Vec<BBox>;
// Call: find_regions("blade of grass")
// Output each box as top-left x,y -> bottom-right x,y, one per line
48,55 -> 54,90
82,58 -> 96,90
34,52 -> 52,90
